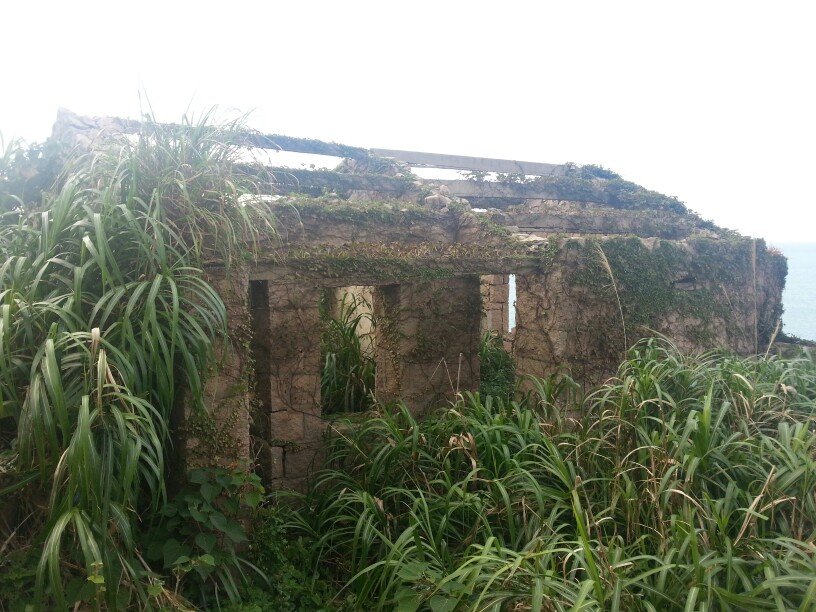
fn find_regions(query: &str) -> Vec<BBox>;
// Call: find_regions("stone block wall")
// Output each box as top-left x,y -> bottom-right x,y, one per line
177,267 -> 252,479
480,274 -> 510,335
374,277 -> 482,414
189,233 -> 785,493
250,280 -> 324,491
513,237 -> 786,386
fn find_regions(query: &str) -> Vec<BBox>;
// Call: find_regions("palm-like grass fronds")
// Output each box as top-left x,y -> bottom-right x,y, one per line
0,112 -> 277,607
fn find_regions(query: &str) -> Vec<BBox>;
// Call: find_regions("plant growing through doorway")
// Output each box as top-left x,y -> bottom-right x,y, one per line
320,292 -> 377,414
478,330 -> 516,402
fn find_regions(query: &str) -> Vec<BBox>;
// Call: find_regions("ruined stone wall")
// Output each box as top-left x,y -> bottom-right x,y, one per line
250,281 -> 324,491
500,199 -> 716,240
46,113 -> 789,494
513,236 -> 786,386
480,274 -> 510,335
375,278 -> 482,413
176,267 -> 252,476
193,217 -> 786,492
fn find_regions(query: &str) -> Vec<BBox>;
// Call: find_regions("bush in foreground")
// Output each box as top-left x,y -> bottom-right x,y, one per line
286,338 -> 816,610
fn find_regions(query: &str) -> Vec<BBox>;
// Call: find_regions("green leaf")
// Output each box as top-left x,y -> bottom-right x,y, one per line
224,520 -> 247,544
188,505 -> 208,523
194,532 -> 217,553
162,539 -> 189,568
397,561 -> 431,582
196,553 -> 216,567
438,580 -> 467,596
429,595 -> 457,612
243,490 -> 262,508
394,587 -> 422,612
200,481 -> 220,503
209,511 -> 228,532
189,469 -> 209,484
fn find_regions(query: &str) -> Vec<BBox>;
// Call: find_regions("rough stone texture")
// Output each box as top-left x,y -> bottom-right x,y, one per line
264,282 -> 324,489
179,266 -> 252,472
247,280 -> 325,489
374,278 -> 482,414
192,217 -> 786,493
513,237 -> 786,386
503,199 -> 714,240
480,274 -> 510,334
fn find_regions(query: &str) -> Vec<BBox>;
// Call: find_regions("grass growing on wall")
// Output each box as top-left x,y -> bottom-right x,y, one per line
282,338 -> 816,611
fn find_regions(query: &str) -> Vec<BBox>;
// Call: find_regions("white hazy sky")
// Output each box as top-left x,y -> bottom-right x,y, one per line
2,1 -> 814,243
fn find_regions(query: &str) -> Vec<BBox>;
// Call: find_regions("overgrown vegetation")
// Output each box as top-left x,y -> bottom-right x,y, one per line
2,115 -> 811,611
478,331 -> 515,403
0,113 -> 276,609
284,338 -> 816,610
320,291 -> 377,414
462,163 -> 689,214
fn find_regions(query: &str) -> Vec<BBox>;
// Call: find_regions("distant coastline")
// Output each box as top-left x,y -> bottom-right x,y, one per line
773,242 -> 816,342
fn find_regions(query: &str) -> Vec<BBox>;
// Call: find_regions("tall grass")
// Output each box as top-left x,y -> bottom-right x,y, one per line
287,338 -> 816,610
478,331 -> 516,403
321,292 -> 376,414
0,113 -> 276,608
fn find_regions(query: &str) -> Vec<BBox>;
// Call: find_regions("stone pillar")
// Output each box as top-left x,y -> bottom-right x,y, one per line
374,277 -> 481,414
181,266 -> 252,474
480,274 -> 510,334
255,281 -> 323,490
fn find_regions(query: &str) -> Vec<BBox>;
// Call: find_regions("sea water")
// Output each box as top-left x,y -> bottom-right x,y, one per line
776,242 -> 816,342
506,243 -> 816,342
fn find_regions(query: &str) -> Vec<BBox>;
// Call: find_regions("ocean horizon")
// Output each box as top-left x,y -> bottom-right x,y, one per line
774,242 -> 816,342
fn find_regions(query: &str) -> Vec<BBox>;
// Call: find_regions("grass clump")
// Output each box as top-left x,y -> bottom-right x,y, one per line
286,337 -> 816,610
320,292 -> 377,414
478,331 -> 516,403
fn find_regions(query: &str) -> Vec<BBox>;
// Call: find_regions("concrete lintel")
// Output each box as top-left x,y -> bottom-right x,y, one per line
371,149 -> 566,176
436,180 -> 611,203
246,260 -> 549,286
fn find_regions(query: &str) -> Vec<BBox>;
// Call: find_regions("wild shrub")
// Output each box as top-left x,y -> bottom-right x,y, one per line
143,465 -> 265,608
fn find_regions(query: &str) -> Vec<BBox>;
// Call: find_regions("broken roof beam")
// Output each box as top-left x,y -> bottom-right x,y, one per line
241,133 -> 370,160
435,179 -> 612,204
370,149 -> 566,176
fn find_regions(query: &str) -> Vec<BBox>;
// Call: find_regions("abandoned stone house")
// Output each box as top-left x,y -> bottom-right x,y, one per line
55,111 -> 787,490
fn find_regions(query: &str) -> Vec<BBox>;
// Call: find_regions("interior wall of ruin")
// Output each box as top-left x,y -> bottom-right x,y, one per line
374,278 -> 482,414
480,274 -> 510,335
